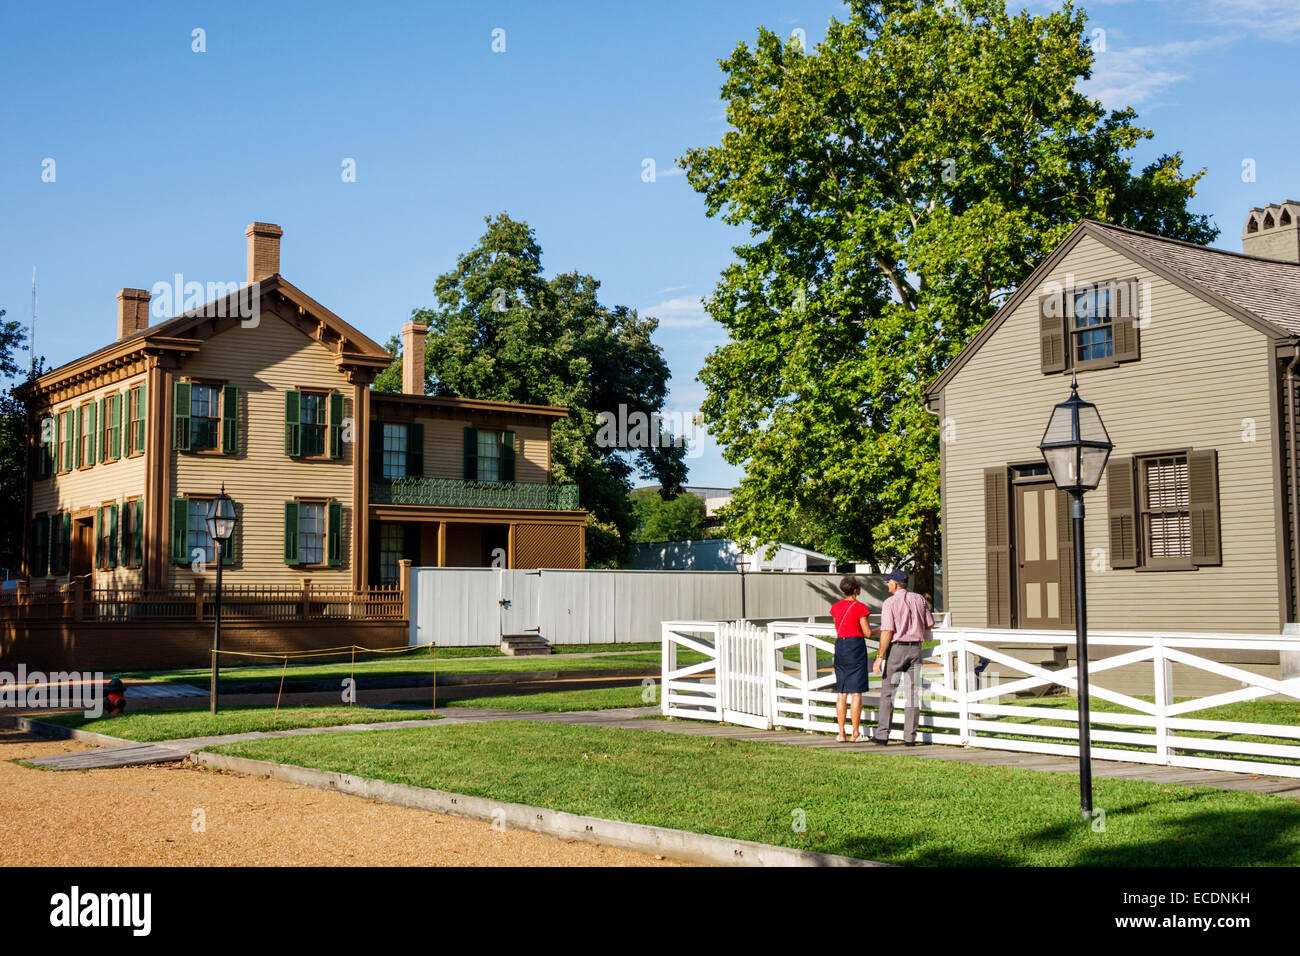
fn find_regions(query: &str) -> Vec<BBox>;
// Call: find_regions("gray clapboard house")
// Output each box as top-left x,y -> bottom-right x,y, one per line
924,202 -> 1300,635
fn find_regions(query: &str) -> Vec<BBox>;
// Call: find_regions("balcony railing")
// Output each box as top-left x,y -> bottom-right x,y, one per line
371,477 -> 580,511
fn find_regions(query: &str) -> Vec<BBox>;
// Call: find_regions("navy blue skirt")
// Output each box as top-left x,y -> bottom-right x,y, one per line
833,636 -> 870,694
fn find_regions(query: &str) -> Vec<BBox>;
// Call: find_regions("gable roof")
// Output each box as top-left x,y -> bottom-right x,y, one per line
18,275 -> 392,400
924,219 -> 1300,401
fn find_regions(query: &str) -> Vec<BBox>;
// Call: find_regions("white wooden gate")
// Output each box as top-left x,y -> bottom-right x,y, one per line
661,621 -> 771,728
717,621 -> 770,729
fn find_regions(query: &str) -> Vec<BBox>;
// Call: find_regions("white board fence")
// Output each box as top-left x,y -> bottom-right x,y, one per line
661,620 -> 1300,779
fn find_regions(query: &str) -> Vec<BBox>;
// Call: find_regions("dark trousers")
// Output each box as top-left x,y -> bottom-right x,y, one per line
874,642 -> 923,743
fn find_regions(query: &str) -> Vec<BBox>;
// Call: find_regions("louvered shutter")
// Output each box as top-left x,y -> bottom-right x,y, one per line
408,423 -> 424,477
284,390 -> 301,456
463,427 -> 478,481
1106,458 -> 1138,568
107,503 -> 119,569
57,513 -> 71,574
502,431 -> 516,483
1188,450 -> 1222,566
984,467 -> 1011,628
1039,292 -> 1067,374
94,506 -> 102,569
1056,489 -> 1075,625
74,405 -> 83,468
114,392 -> 124,458
1111,279 -> 1141,363
171,497 -> 189,564
132,500 -> 144,567
222,385 -> 239,454
327,500 -> 343,566
284,501 -> 300,565
370,421 -> 384,481
329,392 -> 345,459
174,381 -> 191,450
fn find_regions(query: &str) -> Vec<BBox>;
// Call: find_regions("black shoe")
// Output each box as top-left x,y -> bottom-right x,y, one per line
868,737 -> 888,746
902,741 -> 917,747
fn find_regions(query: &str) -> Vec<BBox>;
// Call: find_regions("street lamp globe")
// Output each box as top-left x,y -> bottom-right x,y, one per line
205,485 -> 238,542
1038,380 -> 1113,493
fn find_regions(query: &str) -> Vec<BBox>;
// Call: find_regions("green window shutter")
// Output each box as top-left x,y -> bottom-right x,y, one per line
134,384 -> 148,454
38,417 -> 51,477
327,500 -> 343,566
221,530 -> 235,566
132,499 -> 144,568
174,381 -> 191,451
58,513 -> 71,574
463,426 -> 478,481
983,467 -> 1011,628
30,517 -> 46,577
501,430 -> 516,483
408,422 -> 424,477
329,392 -> 345,459
1106,457 -> 1138,569
171,497 -> 189,564
284,501 -> 300,564
1111,279 -> 1141,363
1188,450 -> 1221,566
94,506 -> 102,569
284,390 -> 301,457
222,385 -> 239,454
1039,293 -> 1067,374
107,503 -> 119,569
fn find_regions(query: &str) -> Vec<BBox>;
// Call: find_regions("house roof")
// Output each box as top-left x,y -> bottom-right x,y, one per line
18,275 -> 393,400
924,219 -> 1300,401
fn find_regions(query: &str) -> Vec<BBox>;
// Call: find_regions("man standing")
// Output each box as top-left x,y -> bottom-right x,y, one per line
870,569 -> 934,746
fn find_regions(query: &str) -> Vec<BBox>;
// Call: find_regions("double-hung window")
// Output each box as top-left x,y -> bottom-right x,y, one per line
189,384 -> 220,450
477,430 -> 502,482
382,423 -> 408,478
1072,286 -> 1113,365
300,391 -> 328,457
1139,455 -> 1191,565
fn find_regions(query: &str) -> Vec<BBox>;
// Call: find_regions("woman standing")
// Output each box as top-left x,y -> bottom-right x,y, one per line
830,576 -> 875,742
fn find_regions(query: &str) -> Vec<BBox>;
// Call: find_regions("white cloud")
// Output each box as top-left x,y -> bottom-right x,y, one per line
1193,0 -> 1300,40
642,296 -> 715,328
1081,37 -> 1223,108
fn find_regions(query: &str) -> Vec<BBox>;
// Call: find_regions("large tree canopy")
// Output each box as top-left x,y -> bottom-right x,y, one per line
682,0 -> 1217,597
0,308 -> 36,574
377,214 -> 688,566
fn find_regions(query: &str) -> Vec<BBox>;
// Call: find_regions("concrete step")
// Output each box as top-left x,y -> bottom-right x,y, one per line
500,634 -> 552,657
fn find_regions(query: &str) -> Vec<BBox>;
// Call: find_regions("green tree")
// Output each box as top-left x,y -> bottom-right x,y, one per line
630,488 -> 709,544
682,0 -> 1217,598
0,308 -> 37,573
394,214 -> 688,566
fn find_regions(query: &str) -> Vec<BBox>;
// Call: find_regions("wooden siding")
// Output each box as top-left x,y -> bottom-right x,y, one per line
168,312 -> 355,587
30,372 -> 150,588
414,418 -> 549,482
942,234 -> 1283,633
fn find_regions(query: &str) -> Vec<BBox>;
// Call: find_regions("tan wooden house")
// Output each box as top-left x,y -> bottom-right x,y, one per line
925,203 -> 1300,635
18,222 -> 586,594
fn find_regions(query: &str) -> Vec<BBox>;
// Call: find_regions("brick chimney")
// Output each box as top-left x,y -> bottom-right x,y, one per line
401,320 -> 427,395
1243,201 -> 1300,263
116,288 -> 151,340
245,222 -> 283,284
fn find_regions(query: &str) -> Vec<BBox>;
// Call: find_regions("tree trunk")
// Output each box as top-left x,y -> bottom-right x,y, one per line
912,507 -> 938,608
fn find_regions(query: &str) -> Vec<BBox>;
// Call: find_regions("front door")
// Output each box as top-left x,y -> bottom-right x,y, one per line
1014,482 -> 1069,629
70,516 -> 95,579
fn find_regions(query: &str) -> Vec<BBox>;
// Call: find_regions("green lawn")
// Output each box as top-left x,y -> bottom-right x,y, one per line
395,684 -> 654,712
121,649 -> 689,689
208,721 -> 1300,865
38,705 -> 439,742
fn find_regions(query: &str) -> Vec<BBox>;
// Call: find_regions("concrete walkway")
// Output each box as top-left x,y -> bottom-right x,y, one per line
20,705 -> 1300,798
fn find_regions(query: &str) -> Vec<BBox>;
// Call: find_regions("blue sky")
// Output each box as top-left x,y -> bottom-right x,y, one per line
3,0 -> 1299,486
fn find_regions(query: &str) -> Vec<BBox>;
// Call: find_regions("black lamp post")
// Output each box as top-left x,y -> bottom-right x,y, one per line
205,485 -> 238,715
1038,375 -> 1112,822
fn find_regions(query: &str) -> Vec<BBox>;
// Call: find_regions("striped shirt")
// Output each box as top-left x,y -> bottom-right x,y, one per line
879,588 -> 934,643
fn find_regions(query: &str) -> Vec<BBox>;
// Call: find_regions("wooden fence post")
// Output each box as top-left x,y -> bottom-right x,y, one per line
194,580 -> 204,621
301,578 -> 313,621
72,578 -> 84,622
399,559 -> 412,623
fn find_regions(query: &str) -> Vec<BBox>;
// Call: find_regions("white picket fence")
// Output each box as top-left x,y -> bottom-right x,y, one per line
661,620 -> 1300,779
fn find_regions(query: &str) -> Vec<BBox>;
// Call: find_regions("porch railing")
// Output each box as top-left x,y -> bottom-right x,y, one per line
0,580 -> 405,623
371,476 -> 579,511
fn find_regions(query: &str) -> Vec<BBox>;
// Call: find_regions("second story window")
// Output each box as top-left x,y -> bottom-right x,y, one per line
59,409 -> 74,473
102,392 -> 123,462
383,423 -> 407,478
285,389 -> 344,459
189,384 -> 220,450
463,427 -> 516,484
78,401 -> 95,468
1072,286 -> 1113,365
300,392 -> 328,456
128,384 -> 146,455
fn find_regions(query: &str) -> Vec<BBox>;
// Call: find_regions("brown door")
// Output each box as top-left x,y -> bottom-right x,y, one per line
70,516 -> 95,579
1014,482 -> 1067,629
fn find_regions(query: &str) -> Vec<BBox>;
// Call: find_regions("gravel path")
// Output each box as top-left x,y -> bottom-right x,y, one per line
0,729 -> 675,867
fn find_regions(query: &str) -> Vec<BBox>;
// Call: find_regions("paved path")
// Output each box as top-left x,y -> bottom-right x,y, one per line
21,705 -> 1300,798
